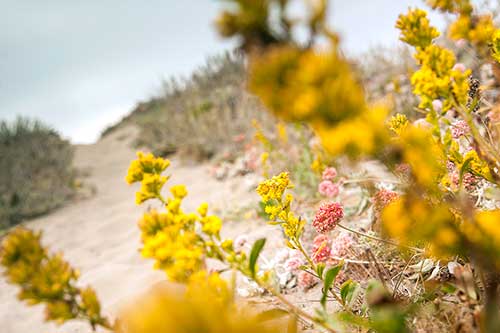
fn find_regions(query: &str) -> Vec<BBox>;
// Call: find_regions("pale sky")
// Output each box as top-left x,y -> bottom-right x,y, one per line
0,0 -> 448,143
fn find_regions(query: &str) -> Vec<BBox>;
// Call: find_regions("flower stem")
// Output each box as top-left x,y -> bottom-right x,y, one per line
337,223 -> 424,253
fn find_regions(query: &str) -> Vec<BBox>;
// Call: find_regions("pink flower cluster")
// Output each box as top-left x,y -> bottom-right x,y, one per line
318,181 -> 339,197
330,232 -> 356,258
284,250 -> 303,272
312,202 -> 344,233
451,120 -> 470,139
450,170 -> 480,192
322,167 -> 337,181
311,235 -> 331,263
372,189 -> 398,214
318,167 -> 340,198
298,270 -> 317,290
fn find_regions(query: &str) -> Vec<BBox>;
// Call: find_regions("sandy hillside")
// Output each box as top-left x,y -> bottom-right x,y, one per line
0,126 -> 274,333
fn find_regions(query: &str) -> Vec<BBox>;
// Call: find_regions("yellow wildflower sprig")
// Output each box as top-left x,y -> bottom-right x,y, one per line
395,8 -> 440,48
256,172 -> 306,247
0,228 -> 111,331
126,153 -> 340,332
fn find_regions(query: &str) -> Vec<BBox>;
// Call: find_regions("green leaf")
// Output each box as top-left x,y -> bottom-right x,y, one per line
315,262 -> 326,279
340,279 -> 360,309
320,264 -> 343,307
459,157 -> 474,186
249,238 -> 266,278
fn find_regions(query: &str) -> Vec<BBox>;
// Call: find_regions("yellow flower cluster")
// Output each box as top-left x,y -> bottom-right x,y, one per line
117,270 -> 287,333
257,172 -> 305,246
462,210 -> 500,269
256,171 -> 292,202
0,228 -> 110,330
126,153 -> 239,282
426,0 -> 472,15
313,103 -> 390,158
249,46 -> 366,125
126,151 -> 171,204
411,45 -> 471,110
449,14 -> 495,50
137,197 -> 224,281
388,113 -> 409,135
215,0 -> 277,51
396,9 -> 472,111
381,195 -> 463,258
395,8 -> 440,48
429,0 -> 494,54
397,126 -> 446,188
449,149 -> 493,181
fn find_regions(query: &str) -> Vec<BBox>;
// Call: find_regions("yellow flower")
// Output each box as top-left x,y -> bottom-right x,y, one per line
201,215 -> 222,236
426,0 -> 472,15
313,103 -> 390,158
398,125 -> 446,188
382,195 -> 463,258
0,228 -> 110,329
256,172 -> 292,202
395,8 -> 440,48
170,184 -> 188,199
125,151 -> 170,184
388,113 -> 409,135
117,270 -> 286,333
135,174 -> 168,205
449,14 -> 494,49
197,202 -> 209,217
249,46 -> 366,125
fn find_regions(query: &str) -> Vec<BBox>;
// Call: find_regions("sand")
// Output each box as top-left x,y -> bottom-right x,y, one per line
0,126 -> 269,333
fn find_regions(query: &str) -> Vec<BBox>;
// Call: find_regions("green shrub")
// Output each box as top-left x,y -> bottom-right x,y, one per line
0,118 -> 75,229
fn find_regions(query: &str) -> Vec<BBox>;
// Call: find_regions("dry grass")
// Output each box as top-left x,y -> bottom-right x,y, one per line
102,52 -> 277,160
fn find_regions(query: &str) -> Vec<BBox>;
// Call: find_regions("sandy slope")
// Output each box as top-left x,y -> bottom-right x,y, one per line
0,126 -> 268,333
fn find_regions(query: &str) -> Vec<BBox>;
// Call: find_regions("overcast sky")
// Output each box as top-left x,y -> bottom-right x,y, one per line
1,0 -> 446,143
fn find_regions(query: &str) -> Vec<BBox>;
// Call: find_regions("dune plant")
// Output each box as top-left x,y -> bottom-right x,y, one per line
0,118 -> 74,229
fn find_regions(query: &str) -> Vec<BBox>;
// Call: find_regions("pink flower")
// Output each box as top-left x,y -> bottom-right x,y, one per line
451,171 -> 480,192
372,189 -> 398,214
318,180 -> 339,198
452,63 -> 466,73
330,232 -> 356,258
463,172 -> 480,192
313,234 -> 330,246
298,271 -> 317,290
312,202 -> 344,233
451,120 -> 470,139
284,257 -> 303,272
432,99 -> 443,112
312,235 -> 331,263
322,167 -> 338,181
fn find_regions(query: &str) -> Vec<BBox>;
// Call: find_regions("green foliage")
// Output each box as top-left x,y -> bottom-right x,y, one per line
249,238 -> 266,278
320,264 -> 342,307
0,117 -> 74,229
